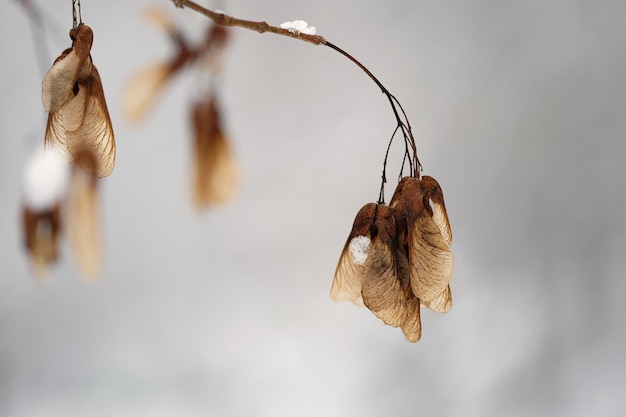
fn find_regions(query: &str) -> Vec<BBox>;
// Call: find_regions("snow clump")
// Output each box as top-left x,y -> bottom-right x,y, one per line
348,235 -> 371,266
279,20 -> 316,35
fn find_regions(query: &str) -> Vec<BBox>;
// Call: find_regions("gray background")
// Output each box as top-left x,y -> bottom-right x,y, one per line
2,1 -> 625,416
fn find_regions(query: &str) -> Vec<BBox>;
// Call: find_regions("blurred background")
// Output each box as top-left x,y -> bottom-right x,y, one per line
2,0 -> 625,416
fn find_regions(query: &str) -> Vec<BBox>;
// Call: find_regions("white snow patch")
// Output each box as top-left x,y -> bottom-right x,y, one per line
279,20 -> 316,35
349,235 -> 371,266
22,147 -> 70,211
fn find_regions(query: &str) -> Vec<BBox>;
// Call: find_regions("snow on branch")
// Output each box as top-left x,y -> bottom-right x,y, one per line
280,20 -> 316,36
172,0 -> 326,45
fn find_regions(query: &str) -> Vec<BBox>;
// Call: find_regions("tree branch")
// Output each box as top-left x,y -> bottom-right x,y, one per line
172,0 -> 327,45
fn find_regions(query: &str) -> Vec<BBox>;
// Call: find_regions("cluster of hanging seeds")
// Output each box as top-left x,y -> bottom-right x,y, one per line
124,6 -> 238,209
330,82 -> 454,342
160,1 -> 457,342
41,1 -> 115,177
22,0 -> 112,278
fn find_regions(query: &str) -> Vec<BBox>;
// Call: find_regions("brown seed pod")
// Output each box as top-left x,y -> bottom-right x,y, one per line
401,177 -> 454,303
331,202 -> 377,306
400,288 -> 422,342
389,177 -> 410,288
360,204 -> 410,327
22,205 -> 62,277
421,175 -> 452,247
190,95 -> 239,208
390,182 -> 423,340
66,150 -> 101,280
42,24 -> 115,178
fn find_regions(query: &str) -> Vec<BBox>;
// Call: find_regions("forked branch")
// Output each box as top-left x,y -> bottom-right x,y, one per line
171,0 -> 422,202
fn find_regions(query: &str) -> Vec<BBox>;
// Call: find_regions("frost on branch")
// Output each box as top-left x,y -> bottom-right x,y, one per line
279,20 -> 316,35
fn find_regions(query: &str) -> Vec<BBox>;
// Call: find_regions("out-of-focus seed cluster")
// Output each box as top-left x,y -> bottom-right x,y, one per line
124,6 -> 238,210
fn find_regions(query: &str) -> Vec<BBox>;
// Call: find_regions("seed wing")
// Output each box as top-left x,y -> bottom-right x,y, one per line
421,285 -> 452,313
362,239 -> 410,327
123,61 -> 179,123
402,178 -> 453,302
191,98 -> 238,207
422,176 -> 452,247
41,49 -> 82,113
332,244 -> 366,306
400,291 -> 422,342
67,160 -> 101,280
361,205 -> 409,327
44,110 -> 71,161
66,66 -> 116,178
331,203 -> 377,306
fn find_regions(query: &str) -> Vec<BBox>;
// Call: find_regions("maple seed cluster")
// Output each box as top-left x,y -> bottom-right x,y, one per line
124,7 -> 238,209
331,176 -> 453,342
42,24 -> 116,178
23,19 -> 113,279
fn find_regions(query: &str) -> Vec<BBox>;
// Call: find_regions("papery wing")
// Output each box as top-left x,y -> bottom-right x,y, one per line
361,205 -> 409,327
395,235 -> 411,289
22,206 -> 62,277
191,98 -> 238,207
401,291 -> 422,342
332,244 -> 366,306
407,212 -> 454,302
67,159 -> 101,280
67,66 -> 115,178
421,285 -> 452,313
422,176 -> 452,247
42,49 -> 82,113
57,73 -> 89,132
206,132 -> 238,203
193,132 -> 239,206
403,178 -> 453,302
44,111 -> 71,161
330,203 -> 377,306
145,5 -> 179,36
123,61 -> 178,123
390,177 -> 410,288
362,239 -> 409,327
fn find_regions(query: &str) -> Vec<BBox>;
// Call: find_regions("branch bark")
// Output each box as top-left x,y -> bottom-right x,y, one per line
172,0 -> 327,45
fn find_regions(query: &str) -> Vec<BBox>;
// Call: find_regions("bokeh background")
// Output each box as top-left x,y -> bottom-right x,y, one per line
2,1 -> 625,416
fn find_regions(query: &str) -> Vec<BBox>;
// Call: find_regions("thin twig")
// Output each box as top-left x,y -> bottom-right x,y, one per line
172,0 -> 326,45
